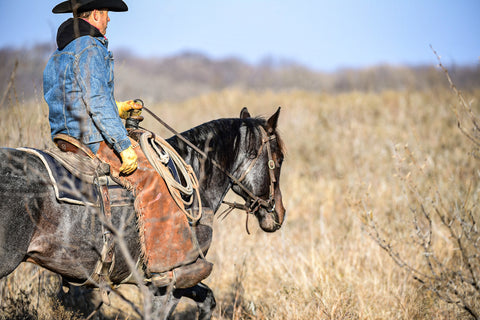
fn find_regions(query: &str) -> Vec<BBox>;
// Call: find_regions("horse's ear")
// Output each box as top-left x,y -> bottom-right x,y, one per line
240,107 -> 251,119
266,107 -> 281,133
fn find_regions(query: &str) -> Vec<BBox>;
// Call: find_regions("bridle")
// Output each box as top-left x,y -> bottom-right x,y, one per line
222,126 -> 278,216
138,104 -> 279,229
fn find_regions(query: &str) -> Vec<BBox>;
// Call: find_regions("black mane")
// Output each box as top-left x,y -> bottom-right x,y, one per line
167,117 -> 267,177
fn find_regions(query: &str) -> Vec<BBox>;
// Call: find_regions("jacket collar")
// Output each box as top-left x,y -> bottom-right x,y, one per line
56,18 -> 105,50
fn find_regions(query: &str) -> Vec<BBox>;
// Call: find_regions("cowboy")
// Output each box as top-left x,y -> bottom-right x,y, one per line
43,0 -> 212,288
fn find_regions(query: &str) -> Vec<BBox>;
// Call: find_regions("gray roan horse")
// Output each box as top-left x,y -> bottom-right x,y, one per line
0,107 -> 286,319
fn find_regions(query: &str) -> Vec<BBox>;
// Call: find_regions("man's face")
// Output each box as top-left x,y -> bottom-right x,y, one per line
96,10 -> 110,35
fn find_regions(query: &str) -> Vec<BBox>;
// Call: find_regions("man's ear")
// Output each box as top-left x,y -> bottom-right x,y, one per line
92,9 -> 100,21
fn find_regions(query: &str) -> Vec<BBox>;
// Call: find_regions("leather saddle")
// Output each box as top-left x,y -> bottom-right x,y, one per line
27,133 -> 214,292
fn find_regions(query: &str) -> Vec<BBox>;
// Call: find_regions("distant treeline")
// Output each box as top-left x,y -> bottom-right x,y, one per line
1,43 -> 479,103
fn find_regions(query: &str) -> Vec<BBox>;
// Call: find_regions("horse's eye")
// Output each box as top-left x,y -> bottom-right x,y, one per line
273,154 -> 283,167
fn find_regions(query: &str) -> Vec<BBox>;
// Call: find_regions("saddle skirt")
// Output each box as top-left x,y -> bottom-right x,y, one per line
17,147 -> 134,207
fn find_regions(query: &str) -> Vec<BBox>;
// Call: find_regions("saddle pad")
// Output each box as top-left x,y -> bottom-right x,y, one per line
18,148 -> 134,207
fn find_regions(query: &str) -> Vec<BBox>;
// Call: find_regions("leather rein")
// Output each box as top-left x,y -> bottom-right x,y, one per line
139,104 -> 278,223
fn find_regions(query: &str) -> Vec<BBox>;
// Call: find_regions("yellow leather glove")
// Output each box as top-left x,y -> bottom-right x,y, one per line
116,100 -> 143,119
119,146 -> 138,174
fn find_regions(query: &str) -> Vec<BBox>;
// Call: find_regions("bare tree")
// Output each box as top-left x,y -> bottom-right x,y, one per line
360,49 -> 480,319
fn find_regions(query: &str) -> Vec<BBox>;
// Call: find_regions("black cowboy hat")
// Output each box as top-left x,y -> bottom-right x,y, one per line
53,0 -> 128,14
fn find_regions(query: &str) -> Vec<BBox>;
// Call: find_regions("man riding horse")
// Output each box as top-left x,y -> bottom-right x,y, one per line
43,0 -> 212,288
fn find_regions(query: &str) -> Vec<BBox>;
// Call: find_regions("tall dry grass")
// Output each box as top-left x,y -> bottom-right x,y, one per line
1,87 -> 479,319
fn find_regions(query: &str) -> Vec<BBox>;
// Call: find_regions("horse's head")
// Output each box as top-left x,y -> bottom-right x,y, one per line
231,107 -> 286,232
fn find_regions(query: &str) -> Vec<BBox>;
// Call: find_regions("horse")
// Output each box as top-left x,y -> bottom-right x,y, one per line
0,107 -> 286,319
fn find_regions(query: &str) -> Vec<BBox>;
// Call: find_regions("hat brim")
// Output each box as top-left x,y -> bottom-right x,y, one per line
53,0 -> 128,14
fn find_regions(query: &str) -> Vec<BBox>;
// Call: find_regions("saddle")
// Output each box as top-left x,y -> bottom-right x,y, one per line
42,133 -> 212,286
23,133 -> 213,296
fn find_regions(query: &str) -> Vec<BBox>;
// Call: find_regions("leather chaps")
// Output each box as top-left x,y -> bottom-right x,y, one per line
96,139 -> 198,274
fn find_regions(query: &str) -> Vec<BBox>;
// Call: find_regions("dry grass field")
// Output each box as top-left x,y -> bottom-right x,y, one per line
1,86 -> 479,319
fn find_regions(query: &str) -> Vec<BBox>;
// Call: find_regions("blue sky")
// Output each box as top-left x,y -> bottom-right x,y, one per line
0,0 -> 478,71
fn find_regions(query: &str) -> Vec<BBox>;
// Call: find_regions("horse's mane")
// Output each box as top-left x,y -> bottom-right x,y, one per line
167,116 -> 283,178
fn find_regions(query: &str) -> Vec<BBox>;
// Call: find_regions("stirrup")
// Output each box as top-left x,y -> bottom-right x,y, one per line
149,259 -> 213,288
150,271 -> 175,287
174,259 -> 213,289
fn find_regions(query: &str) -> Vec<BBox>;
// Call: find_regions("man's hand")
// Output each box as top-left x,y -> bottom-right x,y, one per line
116,100 -> 143,119
119,146 -> 138,174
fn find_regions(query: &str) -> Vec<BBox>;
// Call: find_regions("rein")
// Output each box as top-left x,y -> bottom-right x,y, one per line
138,103 -> 277,220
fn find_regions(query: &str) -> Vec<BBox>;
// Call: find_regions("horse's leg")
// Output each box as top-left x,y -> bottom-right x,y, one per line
151,286 -> 181,320
174,283 -> 216,320
56,279 -> 99,316
0,151 -> 43,279
0,207 -> 32,278
0,230 -> 28,279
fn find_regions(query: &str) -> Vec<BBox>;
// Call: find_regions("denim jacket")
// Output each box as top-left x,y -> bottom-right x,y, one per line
43,18 -> 131,154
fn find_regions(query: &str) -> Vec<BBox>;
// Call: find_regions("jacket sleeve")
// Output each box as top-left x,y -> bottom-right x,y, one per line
75,43 -> 131,153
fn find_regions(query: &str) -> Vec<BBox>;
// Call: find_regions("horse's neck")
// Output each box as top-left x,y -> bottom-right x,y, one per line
169,120 -> 241,212
198,165 -> 232,213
